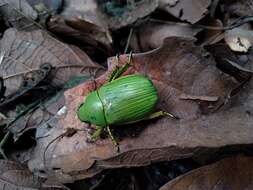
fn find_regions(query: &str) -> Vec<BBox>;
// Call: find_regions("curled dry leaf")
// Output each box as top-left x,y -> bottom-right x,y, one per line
0,159 -> 69,190
130,20 -> 202,52
0,28 -> 103,97
225,0 -> 253,17
47,15 -> 113,58
158,0 -> 211,24
159,155 -> 253,190
206,44 -> 253,82
28,37 -> 253,183
225,26 -> 253,52
61,0 -> 158,30
0,0 -> 38,30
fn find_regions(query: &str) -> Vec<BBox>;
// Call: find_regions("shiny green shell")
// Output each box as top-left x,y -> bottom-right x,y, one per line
77,74 -> 158,127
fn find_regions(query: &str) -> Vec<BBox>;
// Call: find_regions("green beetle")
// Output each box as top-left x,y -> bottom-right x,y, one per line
78,53 -> 176,151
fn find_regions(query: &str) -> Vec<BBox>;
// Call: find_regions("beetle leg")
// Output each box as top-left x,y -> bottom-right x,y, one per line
91,126 -> 103,140
109,52 -> 133,82
146,111 -> 179,120
106,126 -> 120,152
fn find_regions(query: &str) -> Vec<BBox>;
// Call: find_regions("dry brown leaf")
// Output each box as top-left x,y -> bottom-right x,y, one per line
0,160 -> 25,173
159,0 -> 211,24
0,28 -> 102,97
205,44 -> 253,83
47,15 -> 113,57
0,28 -> 104,140
130,20 -> 201,52
61,0 -> 158,30
200,19 -> 225,46
159,155 -> 253,190
0,0 -> 38,30
225,0 -> 253,17
0,159 -> 69,190
26,0 -> 63,14
27,37 -> 253,183
8,91 -> 66,140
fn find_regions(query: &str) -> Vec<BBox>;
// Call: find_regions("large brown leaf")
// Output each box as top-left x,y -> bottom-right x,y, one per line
0,28 -> 101,97
159,155 -> 253,190
28,37 -> 253,183
0,28 -> 104,139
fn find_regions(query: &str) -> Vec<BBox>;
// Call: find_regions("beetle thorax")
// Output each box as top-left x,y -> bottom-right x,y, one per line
77,91 -> 107,127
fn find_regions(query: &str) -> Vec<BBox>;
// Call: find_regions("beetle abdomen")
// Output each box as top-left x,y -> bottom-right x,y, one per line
98,74 -> 158,125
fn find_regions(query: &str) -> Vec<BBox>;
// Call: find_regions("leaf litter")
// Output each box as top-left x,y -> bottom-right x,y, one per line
0,0 -> 253,189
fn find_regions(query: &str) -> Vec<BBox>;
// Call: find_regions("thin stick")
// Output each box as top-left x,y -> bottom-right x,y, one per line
124,28 -> 133,54
12,7 -> 45,29
150,16 -> 253,31
0,132 -> 10,159
3,64 -> 104,80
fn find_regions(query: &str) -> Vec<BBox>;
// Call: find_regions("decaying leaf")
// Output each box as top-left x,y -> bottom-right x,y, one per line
0,0 -> 38,30
225,0 -> 253,17
158,0 -> 211,24
61,0 -> 158,30
27,37 -> 253,183
6,90 -> 66,140
99,0 -> 159,29
206,44 -> 253,82
47,15 -> 113,58
26,0 -> 63,15
4,75 -> 91,140
0,28 -> 104,140
159,155 -> 253,190
0,159 -> 69,190
200,19 -> 224,46
130,19 -> 201,52
0,28 -> 103,97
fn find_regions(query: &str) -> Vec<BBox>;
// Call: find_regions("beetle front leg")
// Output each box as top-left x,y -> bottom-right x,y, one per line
109,52 -> 133,82
106,126 -> 120,152
91,126 -> 103,140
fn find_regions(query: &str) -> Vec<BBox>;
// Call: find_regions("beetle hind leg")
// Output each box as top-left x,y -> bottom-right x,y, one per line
109,52 -> 133,82
106,126 -> 120,152
146,111 -> 179,120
